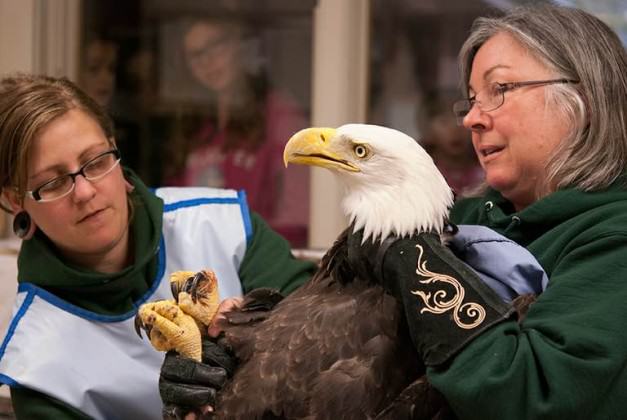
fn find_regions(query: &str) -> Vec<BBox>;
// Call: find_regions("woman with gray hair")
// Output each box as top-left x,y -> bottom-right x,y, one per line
150,4 -> 627,419
400,3 -> 627,419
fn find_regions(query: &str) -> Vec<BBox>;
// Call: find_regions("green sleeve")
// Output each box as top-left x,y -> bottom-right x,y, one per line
427,234 -> 627,419
238,212 -> 316,295
11,387 -> 92,420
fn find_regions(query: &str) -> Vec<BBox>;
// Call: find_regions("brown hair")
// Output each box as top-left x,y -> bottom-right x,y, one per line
0,73 -> 115,204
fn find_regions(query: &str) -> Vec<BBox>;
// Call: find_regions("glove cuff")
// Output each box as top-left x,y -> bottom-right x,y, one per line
383,233 -> 515,366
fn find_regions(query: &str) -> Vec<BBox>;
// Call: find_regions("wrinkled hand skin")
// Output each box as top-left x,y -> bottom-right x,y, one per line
135,270 -> 221,361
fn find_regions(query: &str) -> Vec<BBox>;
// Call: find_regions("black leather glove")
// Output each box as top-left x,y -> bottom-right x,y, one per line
375,376 -> 457,420
378,232 -> 515,366
160,336 -> 236,419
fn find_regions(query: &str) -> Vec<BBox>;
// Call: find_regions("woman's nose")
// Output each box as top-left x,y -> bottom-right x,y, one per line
462,104 -> 490,132
72,174 -> 97,202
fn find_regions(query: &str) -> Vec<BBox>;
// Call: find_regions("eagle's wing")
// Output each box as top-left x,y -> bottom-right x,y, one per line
216,233 -> 423,419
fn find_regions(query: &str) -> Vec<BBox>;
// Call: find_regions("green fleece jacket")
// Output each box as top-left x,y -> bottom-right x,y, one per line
429,181 -> 627,420
9,172 -> 316,419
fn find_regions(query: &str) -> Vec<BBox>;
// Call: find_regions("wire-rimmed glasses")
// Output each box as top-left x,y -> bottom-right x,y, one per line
453,78 -> 580,125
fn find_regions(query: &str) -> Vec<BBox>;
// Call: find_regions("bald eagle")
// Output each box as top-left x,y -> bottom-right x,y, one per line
207,124 -> 456,419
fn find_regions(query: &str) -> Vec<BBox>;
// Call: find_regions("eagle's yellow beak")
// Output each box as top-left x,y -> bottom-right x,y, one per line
283,127 -> 360,172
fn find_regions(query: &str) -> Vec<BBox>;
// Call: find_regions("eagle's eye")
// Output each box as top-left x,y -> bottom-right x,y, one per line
354,144 -> 369,159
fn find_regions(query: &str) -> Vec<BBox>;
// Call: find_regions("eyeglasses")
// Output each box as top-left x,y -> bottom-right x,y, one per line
26,149 -> 121,202
452,78 -> 580,125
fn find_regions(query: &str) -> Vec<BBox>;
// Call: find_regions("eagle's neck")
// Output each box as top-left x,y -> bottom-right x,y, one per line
341,167 -> 454,243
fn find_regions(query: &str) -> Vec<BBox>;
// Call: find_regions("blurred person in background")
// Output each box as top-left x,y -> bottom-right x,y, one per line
164,17 -> 310,248
79,36 -> 117,108
422,94 -> 484,196
79,34 -> 141,176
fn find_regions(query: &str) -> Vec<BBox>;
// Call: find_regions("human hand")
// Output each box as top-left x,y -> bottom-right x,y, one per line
208,288 -> 284,337
160,336 -> 236,420
207,297 -> 243,338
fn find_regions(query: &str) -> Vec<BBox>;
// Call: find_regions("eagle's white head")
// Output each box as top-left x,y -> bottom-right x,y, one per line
284,123 -> 454,242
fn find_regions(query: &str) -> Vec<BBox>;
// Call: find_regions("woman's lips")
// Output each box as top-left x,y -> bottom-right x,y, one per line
481,146 -> 502,156
480,146 -> 505,162
78,208 -> 105,224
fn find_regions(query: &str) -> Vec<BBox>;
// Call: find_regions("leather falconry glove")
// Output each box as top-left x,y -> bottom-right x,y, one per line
160,336 -> 235,419
376,232 -> 515,366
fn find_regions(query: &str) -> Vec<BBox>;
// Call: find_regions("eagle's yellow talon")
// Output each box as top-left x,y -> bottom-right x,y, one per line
136,270 -> 221,361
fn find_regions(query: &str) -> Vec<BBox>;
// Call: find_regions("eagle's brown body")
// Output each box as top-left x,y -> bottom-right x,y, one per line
211,124 -> 535,419
214,229 -> 534,420
215,228 -> 423,420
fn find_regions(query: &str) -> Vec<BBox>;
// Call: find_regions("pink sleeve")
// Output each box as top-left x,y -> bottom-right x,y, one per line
263,91 -> 311,246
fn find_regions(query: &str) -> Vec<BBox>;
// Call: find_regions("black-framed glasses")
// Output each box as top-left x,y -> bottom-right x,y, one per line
26,149 -> 121,202
453,78 -> 580,125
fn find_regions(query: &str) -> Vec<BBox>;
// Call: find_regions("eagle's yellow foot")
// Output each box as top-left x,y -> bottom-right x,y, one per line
170,270 -> 220,326
134,300 -> 202,361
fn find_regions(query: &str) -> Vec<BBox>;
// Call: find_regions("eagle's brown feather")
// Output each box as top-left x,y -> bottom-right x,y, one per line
215,230 -> 423,419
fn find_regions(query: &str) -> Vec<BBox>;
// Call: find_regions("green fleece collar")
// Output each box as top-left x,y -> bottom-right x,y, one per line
454,176 -> 627,245
481,179 -> 627,225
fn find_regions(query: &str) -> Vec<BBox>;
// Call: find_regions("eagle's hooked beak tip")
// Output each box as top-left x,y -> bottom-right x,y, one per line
283,127 -> 338,169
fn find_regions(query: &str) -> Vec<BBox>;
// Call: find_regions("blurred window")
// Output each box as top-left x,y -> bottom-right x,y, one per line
78,1 -> 315,247
556,0 -> 626,44
75,0 -> 626,244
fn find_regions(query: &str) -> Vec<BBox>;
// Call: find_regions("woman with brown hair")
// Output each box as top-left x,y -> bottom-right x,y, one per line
0,73 -> 314,419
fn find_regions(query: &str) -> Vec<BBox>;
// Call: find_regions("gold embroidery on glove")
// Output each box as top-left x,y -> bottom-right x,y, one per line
411,244 -> 486,329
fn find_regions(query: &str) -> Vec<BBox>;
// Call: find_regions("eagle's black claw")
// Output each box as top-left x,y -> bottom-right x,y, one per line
171,281 -> 180,303
134,315 -> 145,339
189,271 -> 206,303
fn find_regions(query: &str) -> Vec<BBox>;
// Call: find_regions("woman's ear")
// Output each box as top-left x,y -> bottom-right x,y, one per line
111,138 -> 132,192
125,179 -> 135,193
2,187 -> 21,214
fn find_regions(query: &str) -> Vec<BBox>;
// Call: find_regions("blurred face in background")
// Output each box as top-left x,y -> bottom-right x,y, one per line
429,114 -> 474,161
183,21 -> 242,94
80,39 -> 118,107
